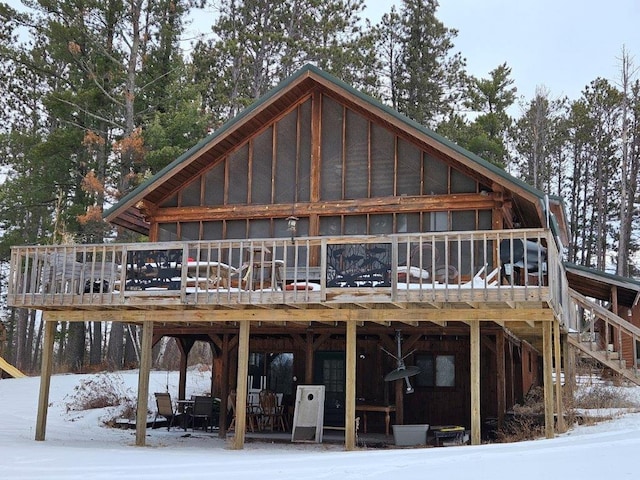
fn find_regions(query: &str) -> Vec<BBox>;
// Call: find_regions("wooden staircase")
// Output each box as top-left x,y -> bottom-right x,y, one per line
567,289 -> 640,386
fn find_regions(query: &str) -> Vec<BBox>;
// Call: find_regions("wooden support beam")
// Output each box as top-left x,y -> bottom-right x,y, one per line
43,307 -> 555,324
305,332 -> 314,384
563,332 -> 576,399
496,330 -> 506,428
470,320 -> 481,445
35,320 -> 56,441
135,320 -> 154,446
218,333 -> 230,438
543,321 -> 555,439
152,194 -> 499,223
554,321 -> 566,433
345,320 -> 357,451
176,337 -> 196,403
232,320 -> 250,449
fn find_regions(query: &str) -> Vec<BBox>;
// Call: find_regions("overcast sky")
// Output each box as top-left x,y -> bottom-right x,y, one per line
9,0 -> 640,109
363,0 -> 640,107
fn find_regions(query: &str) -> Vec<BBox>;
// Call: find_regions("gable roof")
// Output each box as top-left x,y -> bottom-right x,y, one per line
104,64 -> 561,236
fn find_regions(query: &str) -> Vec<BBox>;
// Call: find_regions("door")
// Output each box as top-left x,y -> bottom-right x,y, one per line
314,351 -> 345,427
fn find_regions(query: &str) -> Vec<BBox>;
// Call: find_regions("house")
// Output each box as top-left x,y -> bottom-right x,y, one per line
7,65 -> 640,450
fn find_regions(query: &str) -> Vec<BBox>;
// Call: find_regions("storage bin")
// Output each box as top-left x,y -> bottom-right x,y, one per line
392,424 -> 429,446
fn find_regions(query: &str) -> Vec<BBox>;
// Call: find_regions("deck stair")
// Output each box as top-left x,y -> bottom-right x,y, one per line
567,289 -> 640,386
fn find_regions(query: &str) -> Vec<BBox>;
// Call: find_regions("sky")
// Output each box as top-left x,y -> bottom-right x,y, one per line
434,0 -> 640,105
2,368 -> 640,479
181,0 -> 640,112
8,0 -> 639,109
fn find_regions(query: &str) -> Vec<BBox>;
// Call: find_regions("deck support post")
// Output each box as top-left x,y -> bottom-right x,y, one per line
219,333 -> 230,438
345,320 -> 357,450
135,320 -> 154,446
496,330 -> 506,428
553,321 -> 566,433
305,332 -> 314,384
563,332 -> 576,399
233,320 -> 250,449
35,319 -> 56,441
470,320 -> 481,445
176,338 -> 193,405
543,321 -> 555,439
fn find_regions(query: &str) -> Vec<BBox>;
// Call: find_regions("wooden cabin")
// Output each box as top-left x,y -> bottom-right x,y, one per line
8,65 -> 640,450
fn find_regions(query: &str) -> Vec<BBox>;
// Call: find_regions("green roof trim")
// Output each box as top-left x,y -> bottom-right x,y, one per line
105,63 -> 549,220
564,261 -> 640,290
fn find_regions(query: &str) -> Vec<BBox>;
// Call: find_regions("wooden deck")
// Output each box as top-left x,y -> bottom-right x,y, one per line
8,229 -> 571,330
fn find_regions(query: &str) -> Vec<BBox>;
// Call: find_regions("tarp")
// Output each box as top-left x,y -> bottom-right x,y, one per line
0,356 -> 26,378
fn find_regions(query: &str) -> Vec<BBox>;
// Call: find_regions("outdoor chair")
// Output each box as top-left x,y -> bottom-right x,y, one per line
259,390 -> 287,432
227,390 -> 258,432
188,395 -> 214,432
152,392 -> 178,431
398,243 -> 454,284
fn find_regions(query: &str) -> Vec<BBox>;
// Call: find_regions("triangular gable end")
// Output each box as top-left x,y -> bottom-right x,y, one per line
105,64 -> 551,236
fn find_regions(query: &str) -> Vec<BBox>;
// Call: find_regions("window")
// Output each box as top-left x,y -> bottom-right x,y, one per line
415,354 -> 456,387
248,352 -> 294,395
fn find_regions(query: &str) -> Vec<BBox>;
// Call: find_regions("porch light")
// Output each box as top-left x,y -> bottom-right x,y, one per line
286,215 -> 298,243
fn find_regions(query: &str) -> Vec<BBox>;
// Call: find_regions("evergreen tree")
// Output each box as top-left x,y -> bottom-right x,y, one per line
394,0 -> 466,127
463,63 -> 516,168
512,87 -> 567,190
0,0 -> 206,372
374,6 -> 404,109
191,0 -> 378,125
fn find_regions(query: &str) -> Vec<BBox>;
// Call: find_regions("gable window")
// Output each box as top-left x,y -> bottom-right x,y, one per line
415,354 -> 456,387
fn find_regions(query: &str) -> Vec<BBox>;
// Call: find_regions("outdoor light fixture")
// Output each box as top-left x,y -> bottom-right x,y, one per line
286,215 -> 298,243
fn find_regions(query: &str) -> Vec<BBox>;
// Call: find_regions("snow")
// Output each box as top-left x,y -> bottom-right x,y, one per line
2,370 -> 640,479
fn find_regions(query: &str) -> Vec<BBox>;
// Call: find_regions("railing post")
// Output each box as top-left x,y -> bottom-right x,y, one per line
320,239 -> 327,301
391,237 -> 398,302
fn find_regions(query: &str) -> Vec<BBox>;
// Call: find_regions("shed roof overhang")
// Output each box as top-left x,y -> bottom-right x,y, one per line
104,65 -> 560,237
564,262 -> 640,308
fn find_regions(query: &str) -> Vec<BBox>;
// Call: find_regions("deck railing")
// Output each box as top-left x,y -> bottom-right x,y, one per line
8,228 -> 563,314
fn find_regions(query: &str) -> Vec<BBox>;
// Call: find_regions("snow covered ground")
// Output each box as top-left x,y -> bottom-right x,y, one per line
2,369 -> 640,479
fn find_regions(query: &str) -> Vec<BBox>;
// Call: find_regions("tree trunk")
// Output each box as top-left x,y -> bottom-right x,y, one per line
14,308 -> 28,371
90,322 -> 102,366
107,322 -> 125,369
124,325 -> 140,368
66,322 -> 86,372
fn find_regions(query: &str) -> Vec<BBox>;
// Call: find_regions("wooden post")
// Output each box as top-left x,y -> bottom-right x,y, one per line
135,320 -> 154,446
219,333 -> 229,438
496,330 -> 506,428
563,333 -> 576,399
470,321 -> 481,445
177,338 -> 188,404
554,321 -> 566,432
345,320 -> 357,450
543,321 -> 555,439
305,332 -> 314,384
233,320 -> 250,450
35,319 -> 56,441
394,376 -> 404,426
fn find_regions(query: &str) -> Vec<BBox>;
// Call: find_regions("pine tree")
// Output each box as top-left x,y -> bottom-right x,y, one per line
512,87 -> 567,190
394,0 -> 466,127
463,63 -> 516,168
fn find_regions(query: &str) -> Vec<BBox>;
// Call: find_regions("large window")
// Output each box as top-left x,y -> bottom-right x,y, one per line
415,354 -> 456,387
248,352 -> 294,395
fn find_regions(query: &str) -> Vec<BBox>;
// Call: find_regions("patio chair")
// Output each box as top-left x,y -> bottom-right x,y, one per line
188,395 -> 214,432
227,390 -> 258,432
152,392 -> 178,431
259,390 -> 287,432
